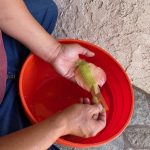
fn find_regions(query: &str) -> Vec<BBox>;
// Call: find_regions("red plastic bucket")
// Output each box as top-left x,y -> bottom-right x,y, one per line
19,39 -> 134,148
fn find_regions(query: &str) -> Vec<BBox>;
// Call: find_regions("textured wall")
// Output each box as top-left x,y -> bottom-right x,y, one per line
53,0 -> 150,93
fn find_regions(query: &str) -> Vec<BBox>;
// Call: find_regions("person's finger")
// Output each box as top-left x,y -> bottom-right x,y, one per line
79,47 -> 95,57
96,119 -> 106,132
97,104 -> 104,112
92,114 -> 99,120
88,104 -> 103,114
88,63 -> 106,87
98,112 -> 106,122
83,98 -> 91,104
91,117 -> 106,135
93,112 -> 106,132
92,104 -> 104,120
83,50 -> 95,57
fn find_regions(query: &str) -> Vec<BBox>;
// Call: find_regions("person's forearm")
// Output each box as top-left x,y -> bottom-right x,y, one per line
0,0 -> 61,62
0,115 -> 66,150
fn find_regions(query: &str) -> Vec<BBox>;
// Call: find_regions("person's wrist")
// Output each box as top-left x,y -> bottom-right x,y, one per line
47,42 -> 63,64
56,113 -> 71,136
48,113 -> 69,137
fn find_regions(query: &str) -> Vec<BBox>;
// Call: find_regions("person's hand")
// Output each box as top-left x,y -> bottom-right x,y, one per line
56,98 -> 106,138
52,44 -> 106,91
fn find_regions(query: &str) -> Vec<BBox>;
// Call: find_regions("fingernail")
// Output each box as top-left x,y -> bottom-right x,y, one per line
92,114 -> 98,120
97,104 -> 103,112
85,97 -> 89,101
84,97 -> 91,104
100,78 -> 105,86
90,52 -> 95,56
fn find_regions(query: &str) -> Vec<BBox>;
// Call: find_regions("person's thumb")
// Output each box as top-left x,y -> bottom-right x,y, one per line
80,47 -> 95,57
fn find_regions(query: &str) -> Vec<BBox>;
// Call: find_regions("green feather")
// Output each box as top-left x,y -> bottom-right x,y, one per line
76,60 -> 108,111
76,60 -> 98,92
76,60 -> 96,88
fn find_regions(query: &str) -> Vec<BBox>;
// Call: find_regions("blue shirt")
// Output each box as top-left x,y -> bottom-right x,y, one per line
0,33 -> 30,136
0,1 -> 59,149
0,0 -> 58,136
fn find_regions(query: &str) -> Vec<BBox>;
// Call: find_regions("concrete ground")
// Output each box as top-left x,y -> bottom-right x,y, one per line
53,0 -> 150,149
